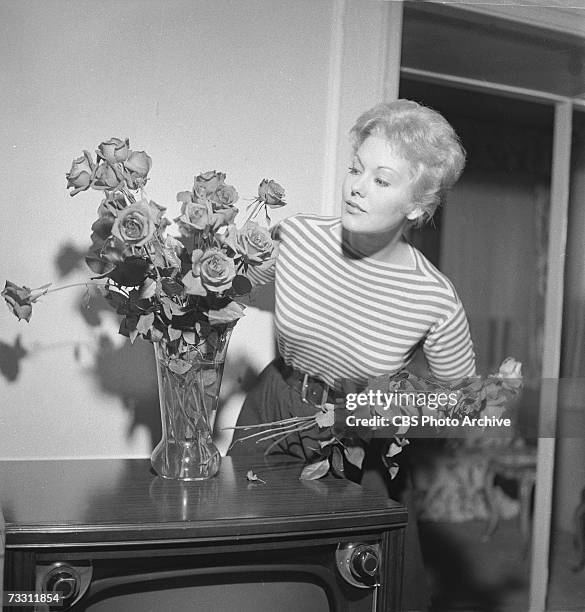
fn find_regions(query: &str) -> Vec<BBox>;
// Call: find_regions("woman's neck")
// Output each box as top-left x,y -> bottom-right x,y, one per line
341,224 -> 412,266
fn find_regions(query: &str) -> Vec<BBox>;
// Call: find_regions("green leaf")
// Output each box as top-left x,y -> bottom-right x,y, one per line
108,256 -> 151,287
331,446 -> 344,477
182,330 -> 197,344
136,312 -> 155,335
388,462 -> 400,479
387,441 -> 403,458
182,271 -> 207,296
344,445 -> 365,469
168,358 -> 192,375
160,296 -> 187,317
168,326 -> 182,341
319,438 -> 337,449
85,256 -> 115,276
161,277 -> 184,297
232,275 -> 252,296
149,327 -> 164,342
300,458 -> 330,480
139,278 -> 156,299
208,301 -> 245,325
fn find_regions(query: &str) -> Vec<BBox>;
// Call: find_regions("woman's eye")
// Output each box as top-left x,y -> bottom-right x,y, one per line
375,177 -> 390,187
348,166 -> 360,175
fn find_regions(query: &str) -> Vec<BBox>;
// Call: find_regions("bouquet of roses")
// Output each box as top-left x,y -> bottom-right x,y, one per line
230,357 -> 523,480
2,137 -> 286,373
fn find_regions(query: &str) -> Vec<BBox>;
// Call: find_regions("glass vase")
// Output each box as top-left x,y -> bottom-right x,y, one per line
151,328 -> 232,481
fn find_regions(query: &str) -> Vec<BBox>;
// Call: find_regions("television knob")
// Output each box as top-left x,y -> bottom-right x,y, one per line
350,546 -> 379,584
43,565 -> 80,604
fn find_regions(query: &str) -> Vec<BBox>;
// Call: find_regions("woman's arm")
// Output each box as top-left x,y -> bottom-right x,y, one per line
422,301 -> 477,381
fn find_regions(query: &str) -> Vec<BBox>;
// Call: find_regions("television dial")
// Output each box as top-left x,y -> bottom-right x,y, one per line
36,561 -> 93,609
336,543 -> 381,588
351,546 -> 379,582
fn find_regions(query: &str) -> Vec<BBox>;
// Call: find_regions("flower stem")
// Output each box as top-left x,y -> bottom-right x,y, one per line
33,282 -> 107,300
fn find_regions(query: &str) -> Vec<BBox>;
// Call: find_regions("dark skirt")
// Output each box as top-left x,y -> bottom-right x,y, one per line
229,358 -> 431,611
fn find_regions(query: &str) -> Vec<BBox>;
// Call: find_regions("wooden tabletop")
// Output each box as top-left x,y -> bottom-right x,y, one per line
0,456 -> 406,547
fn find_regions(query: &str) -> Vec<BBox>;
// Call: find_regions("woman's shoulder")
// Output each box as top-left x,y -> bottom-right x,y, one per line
275,213 -> 339,237
410,244 -> 461,303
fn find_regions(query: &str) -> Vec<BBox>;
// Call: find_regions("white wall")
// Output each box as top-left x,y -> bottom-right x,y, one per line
0,0 -> 395,459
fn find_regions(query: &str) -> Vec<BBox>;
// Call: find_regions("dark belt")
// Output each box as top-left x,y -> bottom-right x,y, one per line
277,360 -> 343,407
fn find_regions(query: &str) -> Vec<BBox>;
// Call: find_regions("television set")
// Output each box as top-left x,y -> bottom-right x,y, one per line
0,456 -> 406,611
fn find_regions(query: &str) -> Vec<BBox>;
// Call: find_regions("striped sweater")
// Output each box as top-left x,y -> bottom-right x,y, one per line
251,214 -> 476,389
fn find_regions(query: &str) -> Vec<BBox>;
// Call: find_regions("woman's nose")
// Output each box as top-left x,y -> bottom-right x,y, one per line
351,175 -> 367,197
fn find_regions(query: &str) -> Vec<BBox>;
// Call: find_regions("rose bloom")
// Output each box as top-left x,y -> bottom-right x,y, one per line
211,206 -> 238,231
98,138 -> 129,164
236,221 -> 274,264
211,184 -> 239,209
498,357 -> 523,392
195,249 -> 236,293
124,150 -> 152,188
112,201 -> 157,247
180,201 -> 211,231
258,179 -> 286,207
92,162 -> 123,191
1,281 -> 34,322
192,183 -> 208,203
195,170 -> 226,196
66,153 -> 95,196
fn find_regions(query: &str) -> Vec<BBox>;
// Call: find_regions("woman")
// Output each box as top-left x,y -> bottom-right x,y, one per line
230,99 -> 476,610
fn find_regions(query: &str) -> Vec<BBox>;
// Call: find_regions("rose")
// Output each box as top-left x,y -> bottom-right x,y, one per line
192,183 -> 208,203
236,221 -> 274,264
97,138 -> 129,164
111,201 -> 157,247
194,170 -> 226,196
123,150 -> 152,189
91,162 -> 124,191
211,205 -> 238,231
258,179 -> 286,207
1,281 -> 35,322
178,201 -> 211,231
497,357 -> 523,392
193,248 -> 236,293
66,151 -> 95,196
211,184 -> 239,209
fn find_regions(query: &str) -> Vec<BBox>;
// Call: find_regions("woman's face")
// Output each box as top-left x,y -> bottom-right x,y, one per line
341,135 -> 420,234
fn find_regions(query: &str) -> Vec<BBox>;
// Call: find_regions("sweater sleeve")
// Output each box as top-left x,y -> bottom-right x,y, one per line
423,301 -> 477,381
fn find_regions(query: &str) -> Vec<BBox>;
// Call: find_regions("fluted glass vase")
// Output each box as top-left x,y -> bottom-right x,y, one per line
151,327 -> 232,481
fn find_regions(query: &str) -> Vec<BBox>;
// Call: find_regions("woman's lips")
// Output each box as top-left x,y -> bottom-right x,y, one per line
345,200 -> 365,213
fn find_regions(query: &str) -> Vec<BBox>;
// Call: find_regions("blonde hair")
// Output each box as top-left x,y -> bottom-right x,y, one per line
350,100 -> 466,221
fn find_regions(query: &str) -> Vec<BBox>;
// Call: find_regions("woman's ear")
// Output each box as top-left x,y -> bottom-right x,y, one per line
406,205 -> 424,221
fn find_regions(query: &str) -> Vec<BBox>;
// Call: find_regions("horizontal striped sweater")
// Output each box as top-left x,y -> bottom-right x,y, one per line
250,214 -> 476,389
